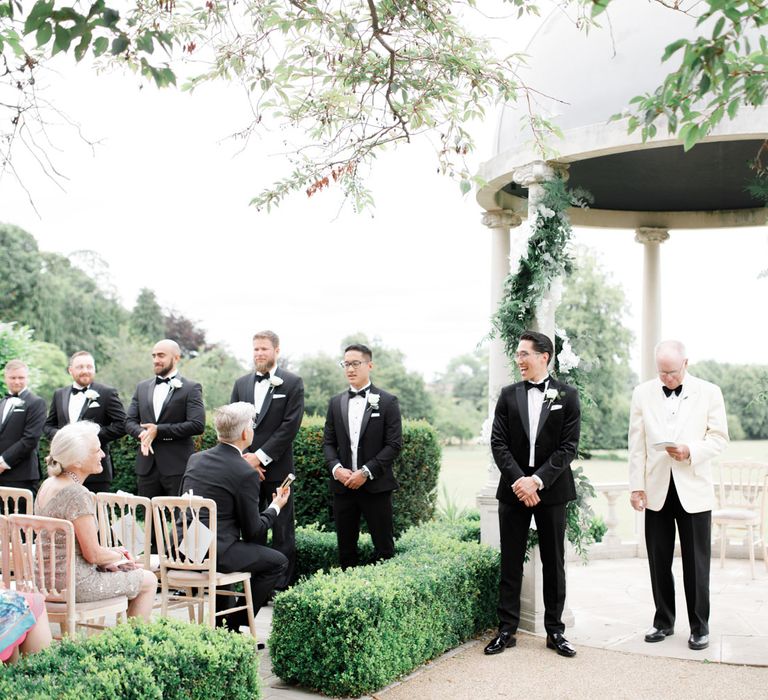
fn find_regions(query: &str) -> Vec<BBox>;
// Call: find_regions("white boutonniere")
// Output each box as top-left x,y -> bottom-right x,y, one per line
544,388 -> 561,407
269,375 -> 283,388
169,378 -> 183,390
367,393 -> 380,409
84,389 -> 100,401
7,397 -> 25,409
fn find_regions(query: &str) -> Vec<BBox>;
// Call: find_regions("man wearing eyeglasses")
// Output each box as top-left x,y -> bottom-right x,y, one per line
231,330 -> 304,589
629,340 -> 728,651
485,331 -> 581,659
323,343 -> 402,569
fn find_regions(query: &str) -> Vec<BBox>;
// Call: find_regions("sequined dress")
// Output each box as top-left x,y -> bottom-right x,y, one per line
35,484 -> 143,603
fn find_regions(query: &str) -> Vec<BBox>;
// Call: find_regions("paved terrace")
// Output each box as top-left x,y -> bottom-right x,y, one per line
253,557 -> 768,699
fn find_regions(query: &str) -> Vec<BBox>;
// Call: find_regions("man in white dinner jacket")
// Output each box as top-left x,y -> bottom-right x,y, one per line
628,340 -> 728,652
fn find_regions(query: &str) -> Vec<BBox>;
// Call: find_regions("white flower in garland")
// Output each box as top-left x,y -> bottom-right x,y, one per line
538,205 -> 556,219
169,378 -> 183,390
269,375 -> 284,387
557,338 -> 581,375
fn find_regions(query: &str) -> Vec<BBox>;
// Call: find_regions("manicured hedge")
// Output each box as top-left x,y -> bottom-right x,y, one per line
43,415 -> 442,537
269,518 -> 498,697
294,525 -> 375,580
0,618 -> 261,700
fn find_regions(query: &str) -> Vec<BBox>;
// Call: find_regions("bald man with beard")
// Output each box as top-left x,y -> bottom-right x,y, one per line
126,339 -> 205,499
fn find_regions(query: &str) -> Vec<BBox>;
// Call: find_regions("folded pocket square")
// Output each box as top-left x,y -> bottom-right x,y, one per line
371,413 -> 380,417
550,405 -> 563,411
272,394 -> 286,399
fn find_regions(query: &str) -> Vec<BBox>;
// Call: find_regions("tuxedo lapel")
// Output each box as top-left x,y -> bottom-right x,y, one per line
144,380 -> 156,421
254,374 -> 276,430
77,388 -> 95,421
339,391 -> 351,444
58,389 -> 70,426
157,382 -> 178,422
243,374 -> 256,405
0,399 -> 10,433
515,384 -> 530,442
673,380 -> 698,441
359,386 -> 377,439
535,378 -> 558,439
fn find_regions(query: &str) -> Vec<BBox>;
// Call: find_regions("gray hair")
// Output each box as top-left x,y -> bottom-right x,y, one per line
3,359 -> 28,374
45,421 -> 101,476
655,339 -> 687,359
214,402 -> 255,443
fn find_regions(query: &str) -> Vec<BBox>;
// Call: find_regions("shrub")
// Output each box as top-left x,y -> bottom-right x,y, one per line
0,618 -> 261,700
269,519 -> 498,697
293,524 -> 375,580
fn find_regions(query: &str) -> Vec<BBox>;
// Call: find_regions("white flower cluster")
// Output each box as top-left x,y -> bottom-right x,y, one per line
557,337 -> 581,375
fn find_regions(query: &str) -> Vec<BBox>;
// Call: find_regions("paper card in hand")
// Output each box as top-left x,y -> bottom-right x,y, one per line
178,517 -> 213,564
111,513 -> 145,557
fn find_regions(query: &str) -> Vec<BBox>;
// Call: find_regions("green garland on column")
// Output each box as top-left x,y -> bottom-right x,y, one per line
489,174 -> 598,561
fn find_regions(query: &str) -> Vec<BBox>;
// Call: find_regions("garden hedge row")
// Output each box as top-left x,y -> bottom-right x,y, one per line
39,415 -> 441,537
0,618 -> 261,700
270,515 -> 497,697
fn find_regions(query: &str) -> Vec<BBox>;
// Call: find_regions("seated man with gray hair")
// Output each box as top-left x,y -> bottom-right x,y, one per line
180,402 -> 290,630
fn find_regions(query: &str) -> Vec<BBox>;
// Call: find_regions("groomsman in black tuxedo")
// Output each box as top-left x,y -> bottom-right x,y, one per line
44,350 -> 126,494
323,343 -> 402,570
484,331 -> 581,658
0,360 -> 47,509
126,339 -> 205,499
231,330 -> 304,588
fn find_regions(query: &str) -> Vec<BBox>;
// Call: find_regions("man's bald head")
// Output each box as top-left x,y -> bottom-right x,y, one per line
152,339 -> 181,377
655,339 -> 688,390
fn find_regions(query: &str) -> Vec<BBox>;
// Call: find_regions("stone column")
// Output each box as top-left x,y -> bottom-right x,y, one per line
478,209 -> 522,549
635,227 -> 670,382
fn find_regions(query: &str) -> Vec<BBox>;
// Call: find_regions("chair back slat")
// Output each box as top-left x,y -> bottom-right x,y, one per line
0,486 -> 34,515
96,492 -> 152,570
0,515 -> 8,585
151,496 -> 217,572
717,461 -> 768,510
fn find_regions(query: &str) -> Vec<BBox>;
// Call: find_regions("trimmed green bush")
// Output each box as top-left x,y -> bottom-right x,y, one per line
294,524 -> 375,580
0,618 -> 261,700
48,414 -> 441,537
269,519 -> 499,697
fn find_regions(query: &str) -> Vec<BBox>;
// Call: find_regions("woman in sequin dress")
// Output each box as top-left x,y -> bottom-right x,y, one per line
34,422 -> 157,619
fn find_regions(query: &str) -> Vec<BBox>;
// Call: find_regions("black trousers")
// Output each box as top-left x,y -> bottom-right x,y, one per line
0,479 -> 37,514
216,541 -> 288,630
645,475 -> 711,636
333,489 -> 394,570
84,478 -> 112,495
258,480 -> 296,589
498,499 -> 567,636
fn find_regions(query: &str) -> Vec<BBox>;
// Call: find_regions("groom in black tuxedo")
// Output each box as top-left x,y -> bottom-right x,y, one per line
231,330 -> 304,588
0,360 -> 47,509
484,331 -> 580,658
126,339 -> 205,500
323,343 -> 402,569
44,350 -> 126,494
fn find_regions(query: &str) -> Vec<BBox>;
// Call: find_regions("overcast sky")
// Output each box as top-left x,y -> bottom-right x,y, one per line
1,9 -> 766,379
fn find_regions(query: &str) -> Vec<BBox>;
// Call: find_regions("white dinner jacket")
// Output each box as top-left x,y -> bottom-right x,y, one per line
628,373 -> 729,513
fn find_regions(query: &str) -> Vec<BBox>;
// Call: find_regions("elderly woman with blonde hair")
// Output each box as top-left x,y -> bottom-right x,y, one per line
34,421 -> 157,619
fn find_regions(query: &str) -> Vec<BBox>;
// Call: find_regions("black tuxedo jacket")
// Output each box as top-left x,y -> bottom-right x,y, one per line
230,367 -> 304,483
180,442 -> 279,570
125,375 -> 205,477
0,389 -> 47,483
323,384 -> 402,495
44,382 -> 127,481
491,377 -> 580,506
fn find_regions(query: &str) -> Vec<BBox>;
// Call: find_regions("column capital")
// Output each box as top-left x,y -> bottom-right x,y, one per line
481,209 -> 522,229
635,227 -> 670,245
512,160 -> 569,188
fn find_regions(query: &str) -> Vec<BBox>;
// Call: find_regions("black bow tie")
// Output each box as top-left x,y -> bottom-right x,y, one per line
254,374 -> 269,383
525,380 -> 547,392
662,385 -> 682,397
4,393 -> 19,399
71,386 -> 87,395
155,376 -> 171,385
348,389 -> 367,398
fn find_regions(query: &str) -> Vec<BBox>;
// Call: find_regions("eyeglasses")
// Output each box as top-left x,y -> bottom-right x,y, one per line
658,364 -> 685,378
339,361 -> 366,369
514,351 -> 542,361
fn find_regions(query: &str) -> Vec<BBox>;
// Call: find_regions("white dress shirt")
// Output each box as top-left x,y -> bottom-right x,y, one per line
153,371 -> 178,421
332,384 -> 373,480
252,368 -> 277,466
515,375 -> 548,491
663,388 -> 682,437
68,384 -> 89,424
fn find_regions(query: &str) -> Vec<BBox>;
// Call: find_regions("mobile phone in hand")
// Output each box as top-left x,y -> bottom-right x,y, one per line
280,473 -> 296,490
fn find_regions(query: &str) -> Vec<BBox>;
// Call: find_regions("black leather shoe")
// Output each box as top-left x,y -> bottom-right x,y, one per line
644,627 -> 674,643
688,633 -> 709,650
546,633 -> 576,657
484,631 -> 516,655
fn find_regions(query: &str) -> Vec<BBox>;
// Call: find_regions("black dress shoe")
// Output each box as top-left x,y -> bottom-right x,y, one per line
644,627 -> 674,643
688,633 -> 709,650
483,631 -> 516,655
546,633 -> 576,657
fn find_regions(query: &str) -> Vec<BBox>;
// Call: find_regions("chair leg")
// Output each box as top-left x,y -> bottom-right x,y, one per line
719,523 -> 726,568
747,524 -> 755,580
208,586 -> 216,628
243,577 -> 257,640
